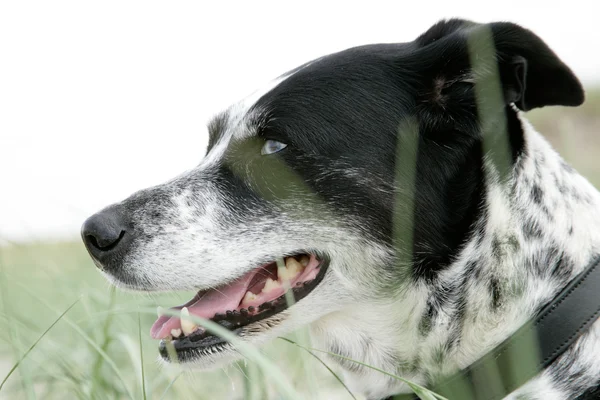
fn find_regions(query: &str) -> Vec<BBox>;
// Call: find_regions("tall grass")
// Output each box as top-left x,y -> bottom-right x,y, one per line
0,241 -> 448,399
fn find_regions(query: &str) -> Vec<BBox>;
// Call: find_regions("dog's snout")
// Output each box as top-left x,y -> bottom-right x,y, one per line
81,207 -> 130,264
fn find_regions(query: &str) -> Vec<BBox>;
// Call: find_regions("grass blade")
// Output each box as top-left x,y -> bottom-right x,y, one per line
282,337 -> 357,400
0,249 -> 35,399
0,297 -> 80,392
158,373 -> 182,400
13,281 -> 136,400
138,313 -> 147,400
89,286 -> 116,396
279,337 -> 447,400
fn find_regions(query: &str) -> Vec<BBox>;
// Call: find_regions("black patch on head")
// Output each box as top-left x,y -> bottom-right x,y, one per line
238,17 -> 583,284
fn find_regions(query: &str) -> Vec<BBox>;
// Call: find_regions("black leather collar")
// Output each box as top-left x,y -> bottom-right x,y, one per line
389,255 -> 600,400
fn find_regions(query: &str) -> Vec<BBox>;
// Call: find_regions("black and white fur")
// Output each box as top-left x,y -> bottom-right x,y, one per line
83,19 -> 600,399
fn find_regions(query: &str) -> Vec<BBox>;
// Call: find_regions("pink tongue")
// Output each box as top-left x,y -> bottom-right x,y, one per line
150,270 -> 258,339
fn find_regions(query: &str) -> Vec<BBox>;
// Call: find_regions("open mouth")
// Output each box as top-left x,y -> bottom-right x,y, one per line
152,253 -> 329,361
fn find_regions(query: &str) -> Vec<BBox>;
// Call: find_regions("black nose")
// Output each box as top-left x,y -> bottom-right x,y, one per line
81,206 -> 130,263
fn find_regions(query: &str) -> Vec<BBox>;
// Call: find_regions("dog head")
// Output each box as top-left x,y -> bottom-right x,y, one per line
81,19 -> 583,367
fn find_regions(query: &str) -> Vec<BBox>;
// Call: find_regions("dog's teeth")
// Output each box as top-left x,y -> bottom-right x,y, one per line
170,328 -> 181,338
276,257 -> 286,268
299,255 -> 310,267
242,291 -> 257,305
262,277 -> 281,293
180,307 -> 198,336
157,306 -> 164,317
279,257 -> 303,282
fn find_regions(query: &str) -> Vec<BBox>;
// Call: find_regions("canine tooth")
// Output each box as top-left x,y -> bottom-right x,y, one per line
243,291 -> 257,304
181,320 -> 197,336
299,255 -> 310,267
180,307 -> 197,336
170,328 -> 181,338
157,306 -> 164,317
279,257 -> 303,282
262,277 -> 281,293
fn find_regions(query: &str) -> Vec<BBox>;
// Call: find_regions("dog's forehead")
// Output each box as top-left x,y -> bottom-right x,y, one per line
201,44 -> 411,169
208,44 -> 403,139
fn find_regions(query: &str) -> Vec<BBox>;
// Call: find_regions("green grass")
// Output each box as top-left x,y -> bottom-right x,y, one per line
0,242 -> 350,399
0,242 -> 446,400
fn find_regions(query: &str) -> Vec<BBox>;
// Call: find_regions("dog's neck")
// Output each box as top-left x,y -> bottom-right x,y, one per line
314,113 -> 600,400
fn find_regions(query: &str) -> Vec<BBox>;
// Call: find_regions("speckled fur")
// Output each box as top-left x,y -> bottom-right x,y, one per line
328,117 -> 600,399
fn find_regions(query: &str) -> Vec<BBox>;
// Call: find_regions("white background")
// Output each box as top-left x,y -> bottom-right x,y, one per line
1,1 -> 599,242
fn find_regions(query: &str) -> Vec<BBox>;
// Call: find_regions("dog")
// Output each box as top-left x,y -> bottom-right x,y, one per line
81,19 -> 600,399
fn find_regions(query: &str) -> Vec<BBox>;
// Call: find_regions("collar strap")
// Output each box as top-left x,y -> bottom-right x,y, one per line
391,255 -> 600,400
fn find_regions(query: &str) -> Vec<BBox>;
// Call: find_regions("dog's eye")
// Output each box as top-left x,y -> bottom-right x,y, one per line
261,139 -> 288,155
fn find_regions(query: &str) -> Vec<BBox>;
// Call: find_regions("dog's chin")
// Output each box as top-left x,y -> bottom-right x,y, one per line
148,253 -> 330,365
157,313 -> 288,368
160,343 -> 239,370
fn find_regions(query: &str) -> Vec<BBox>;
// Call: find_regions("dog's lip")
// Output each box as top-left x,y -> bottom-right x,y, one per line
158,255 -> 330,361
150,253 -> 325,340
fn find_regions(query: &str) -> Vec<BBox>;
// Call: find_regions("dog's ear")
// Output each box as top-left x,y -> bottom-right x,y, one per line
415,19 -> 585,111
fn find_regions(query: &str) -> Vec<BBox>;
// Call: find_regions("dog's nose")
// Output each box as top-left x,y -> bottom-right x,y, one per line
81,207 -> 129,263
